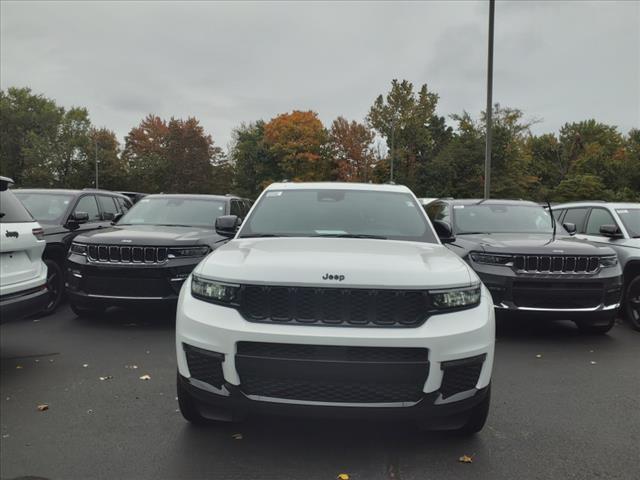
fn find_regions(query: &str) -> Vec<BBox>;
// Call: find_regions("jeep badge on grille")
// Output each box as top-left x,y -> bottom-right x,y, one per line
322,273 -> 345,281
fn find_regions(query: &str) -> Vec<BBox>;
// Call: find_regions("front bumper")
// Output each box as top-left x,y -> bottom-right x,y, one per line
0,284 -> 48,322
471,263 -> 623,318
65,252 -> 203,308
176,277 -> 495,420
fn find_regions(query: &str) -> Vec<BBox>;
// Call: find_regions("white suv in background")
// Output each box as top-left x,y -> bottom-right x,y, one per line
0,177 -> 48,321
552,202 -> 640,330
176,182 -> 495,434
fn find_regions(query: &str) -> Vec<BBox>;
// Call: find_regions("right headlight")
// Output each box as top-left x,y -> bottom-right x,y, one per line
430,285 -> 481,310
599,255 -> 618,268
191,275 -> 240,305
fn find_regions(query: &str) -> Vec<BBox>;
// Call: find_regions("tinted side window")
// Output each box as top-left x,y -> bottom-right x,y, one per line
552,209 -> 565,221
230,200 -> 242,217
0,190 -> 34,223
74,195 -> 101,222
98,195 -> 119,220
562,208 -> 589,232
585,208 -> 617,236
117,197 -> 131,213
426,203 -> 450,224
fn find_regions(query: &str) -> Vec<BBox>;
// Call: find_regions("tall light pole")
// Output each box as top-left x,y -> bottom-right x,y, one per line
484,0 -> 495,199
390,118 -> 396,184
95,137 -> 99,189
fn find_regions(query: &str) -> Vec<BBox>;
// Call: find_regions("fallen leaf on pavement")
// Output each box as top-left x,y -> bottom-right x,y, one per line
125,365 -> 138,369
459,455 -> 473,463
139,374 -> 151,380
337,474 -> 350,480
590,361 -> 597,365
87,409 -> 94,414
535,354 -> 542,359
49,359 -> 54,363
82,364 -> 89,368
231,433 -> 243,440
99,376 -> 114,381
37,404 -> 49,412
2,434 -> 9,438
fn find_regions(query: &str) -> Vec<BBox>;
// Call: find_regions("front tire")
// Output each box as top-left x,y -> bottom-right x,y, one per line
456,386 -> 491,435
576,312 -> 616,335
623,276 -> 640,331
177,373 -> 208,425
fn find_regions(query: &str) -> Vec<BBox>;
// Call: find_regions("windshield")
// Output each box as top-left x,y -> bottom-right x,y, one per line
14,192 -> 73,224
454,204 -> 558,235
118,197 -> 226,228
238,188 -> 438,243
616,208 -> 640,237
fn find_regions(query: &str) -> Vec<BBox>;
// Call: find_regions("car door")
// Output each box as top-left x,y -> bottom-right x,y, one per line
97,195 -> 120,221
68,194 -> 108,235
580,207 -> 623,247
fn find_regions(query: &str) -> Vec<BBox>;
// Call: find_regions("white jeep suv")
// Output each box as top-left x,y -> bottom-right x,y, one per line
176,183 -> 495,433
0,177 -> 48,321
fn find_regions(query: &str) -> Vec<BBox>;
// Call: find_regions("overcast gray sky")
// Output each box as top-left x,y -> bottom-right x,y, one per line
1,1 -> 638,150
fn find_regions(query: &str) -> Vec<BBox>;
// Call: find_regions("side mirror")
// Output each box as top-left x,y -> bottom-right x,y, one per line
563,222 -> 577,235
215,215 -> 241,237
111,212 -> 124,225
433,220 -> 456,244
67,211 -> 89,229
599,224 -> 623,238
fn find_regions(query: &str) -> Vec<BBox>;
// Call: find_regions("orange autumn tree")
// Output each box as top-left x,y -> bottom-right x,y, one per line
329,117 -> 376,182
264,110 -> 329,181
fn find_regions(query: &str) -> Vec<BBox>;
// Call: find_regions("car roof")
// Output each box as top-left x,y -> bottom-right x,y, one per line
435,198 -> 540,207
14,188 -> 130,198
553,201 -> 640,209
144,193 -> 234,201
266,182 -> 413,194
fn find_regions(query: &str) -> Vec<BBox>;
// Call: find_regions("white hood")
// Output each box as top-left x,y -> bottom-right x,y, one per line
195,237 -> 475,289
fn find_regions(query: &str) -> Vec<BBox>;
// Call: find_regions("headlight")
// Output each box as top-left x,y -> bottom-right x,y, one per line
168,246 -> 210,258
599,255 -> 618,268
191,275 -> 240,304
469,252 -> 513,265
430,285 -> 481,310
70,242 -> 87,255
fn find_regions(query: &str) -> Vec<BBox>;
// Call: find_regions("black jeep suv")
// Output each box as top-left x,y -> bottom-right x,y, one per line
14,188 -> 133,315
424,199 -> 623,334
65,194 -> 251,316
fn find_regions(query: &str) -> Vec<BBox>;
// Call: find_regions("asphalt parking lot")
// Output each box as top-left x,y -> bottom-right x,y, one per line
1,305 -> 638,480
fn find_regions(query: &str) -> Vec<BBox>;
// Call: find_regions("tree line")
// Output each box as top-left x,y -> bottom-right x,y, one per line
1,82 -> 638,201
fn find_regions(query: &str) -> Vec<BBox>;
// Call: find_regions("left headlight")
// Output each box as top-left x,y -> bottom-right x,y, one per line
168,246 -> 210,259
191,275 -> 240,305
469,252 -> 513,265
70,242 -> 87,255
599,255 -> 618,268
430,285 -> 481,310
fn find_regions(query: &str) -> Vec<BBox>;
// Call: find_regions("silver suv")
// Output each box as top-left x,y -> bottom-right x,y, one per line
552,202 -> 640,331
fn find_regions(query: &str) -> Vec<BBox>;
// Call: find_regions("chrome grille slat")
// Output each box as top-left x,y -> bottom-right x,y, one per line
86,245 -> 169,265
513,255 -> 599,274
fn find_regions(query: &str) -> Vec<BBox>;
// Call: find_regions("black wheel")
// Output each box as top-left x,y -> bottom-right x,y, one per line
69,301 -> 105,318
623,275 -> 640,331
456,386 -> 491,435
576,312 -> 616,335
177,373 -> 207,425
38,260 -> 64,316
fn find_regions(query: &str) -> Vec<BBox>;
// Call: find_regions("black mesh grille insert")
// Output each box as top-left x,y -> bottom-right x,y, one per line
440,355 -> 485,399
512,281 -> 603,309
238,286 -> 430,327
236,342 -> 429,403
513,255 -> 600,273
184,345 -> 224,388
86,244 -> 169,264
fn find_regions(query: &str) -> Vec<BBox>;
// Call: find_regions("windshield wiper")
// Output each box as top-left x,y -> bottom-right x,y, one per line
311,233 -> 388,240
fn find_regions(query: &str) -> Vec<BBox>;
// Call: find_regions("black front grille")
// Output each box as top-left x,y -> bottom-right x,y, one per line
440,355 -> 485,399
236,342 -> 429,403
238,286 -> 430,327
512,281 -> 603,309
514,255 -> 599,274
87,244 -> 168,264
83,276 -> 171,297
184,345 -> 224,388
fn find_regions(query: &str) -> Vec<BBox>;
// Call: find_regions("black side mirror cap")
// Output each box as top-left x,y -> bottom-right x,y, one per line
111,212 -> 124,225
215,215 -> 241,237
599,224 -> 623,238
67,211 -> 89,229
563,222 -> 577,235
432,220 -> 456,244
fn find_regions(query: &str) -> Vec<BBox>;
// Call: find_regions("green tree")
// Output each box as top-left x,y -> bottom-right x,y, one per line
230,121 -> 277,198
